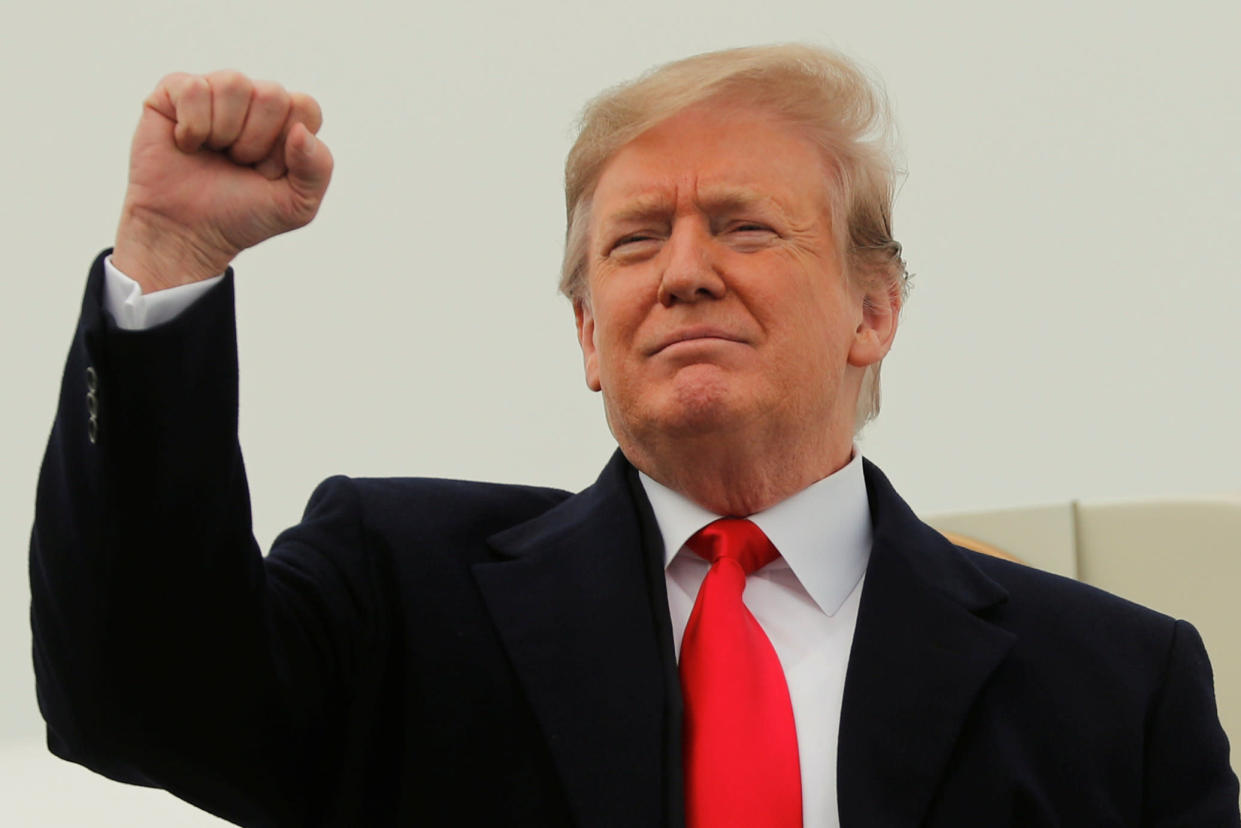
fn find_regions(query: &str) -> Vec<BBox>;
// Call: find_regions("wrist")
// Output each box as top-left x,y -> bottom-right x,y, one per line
113,207 -> 234,292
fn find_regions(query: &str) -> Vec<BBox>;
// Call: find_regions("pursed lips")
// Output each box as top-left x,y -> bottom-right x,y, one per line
647,326 -> 748,355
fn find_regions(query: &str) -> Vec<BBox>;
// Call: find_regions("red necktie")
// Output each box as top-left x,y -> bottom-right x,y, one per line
680,518 -> 803,828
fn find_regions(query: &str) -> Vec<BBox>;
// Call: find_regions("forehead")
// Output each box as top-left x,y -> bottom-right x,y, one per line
590,103 -> 831,224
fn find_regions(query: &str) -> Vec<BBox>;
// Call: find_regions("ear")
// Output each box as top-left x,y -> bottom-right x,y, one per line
847,279 -> 901,368
574,298 -> 603,392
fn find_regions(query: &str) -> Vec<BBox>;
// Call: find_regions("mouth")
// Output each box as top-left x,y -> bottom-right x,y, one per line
648,327 -> 746,355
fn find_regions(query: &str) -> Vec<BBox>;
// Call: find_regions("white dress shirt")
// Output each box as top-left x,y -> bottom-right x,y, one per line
640,453 -> 872,828
102,256 -> 224,330
103,259 -> 874,828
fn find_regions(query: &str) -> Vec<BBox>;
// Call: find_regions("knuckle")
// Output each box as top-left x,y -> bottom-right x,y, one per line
209,69 -> 252,100
251,81 -> 291,115
167,75 -> 211,119
158,72 -> 203,102
184,74 -> 210,98
156,71 -> 187,91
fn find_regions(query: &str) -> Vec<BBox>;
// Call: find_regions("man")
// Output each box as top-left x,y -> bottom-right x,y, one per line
31,45 -> 1238,827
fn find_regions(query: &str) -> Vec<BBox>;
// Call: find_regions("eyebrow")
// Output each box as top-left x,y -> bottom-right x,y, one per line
601,185 -> 788,227
603,193 -> 674,226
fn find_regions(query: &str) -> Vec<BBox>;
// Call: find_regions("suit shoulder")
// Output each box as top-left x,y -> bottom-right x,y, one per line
965,548 -> 1172,624
961,547 -> 1181,673
300,473 -> 573,542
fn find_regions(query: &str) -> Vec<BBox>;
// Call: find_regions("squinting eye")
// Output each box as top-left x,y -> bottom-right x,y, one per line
725,224 -> 778,249
610,234 -> 660,253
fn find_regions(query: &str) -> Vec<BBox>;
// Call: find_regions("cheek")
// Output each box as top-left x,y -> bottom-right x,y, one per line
592,281 -> 648,343
584,306 -> 632,386
781,292 -> 859,371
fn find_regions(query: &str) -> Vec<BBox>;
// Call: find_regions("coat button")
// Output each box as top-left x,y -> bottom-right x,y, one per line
86,365 -> 99,443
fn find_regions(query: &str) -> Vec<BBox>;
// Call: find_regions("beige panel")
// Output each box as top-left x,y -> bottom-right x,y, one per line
1076,498 -> 1241,752
927,503 -> 1078,578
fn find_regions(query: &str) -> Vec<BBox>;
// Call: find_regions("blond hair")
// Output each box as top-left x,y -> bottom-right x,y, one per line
560,44 -> 908,431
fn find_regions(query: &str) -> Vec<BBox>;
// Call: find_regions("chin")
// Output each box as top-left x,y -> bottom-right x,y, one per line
644,370 -> 752,436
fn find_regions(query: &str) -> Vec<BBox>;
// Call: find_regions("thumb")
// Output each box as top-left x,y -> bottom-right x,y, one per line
283,122 -> 334,218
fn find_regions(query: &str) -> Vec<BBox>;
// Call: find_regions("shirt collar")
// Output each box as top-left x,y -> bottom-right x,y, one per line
638,449 -> 873,616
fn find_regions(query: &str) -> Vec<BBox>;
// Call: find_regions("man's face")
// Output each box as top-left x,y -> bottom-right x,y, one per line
575,102 -> 895,463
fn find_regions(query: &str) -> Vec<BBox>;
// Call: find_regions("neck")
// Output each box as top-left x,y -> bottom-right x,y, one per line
621,425 -> 854,516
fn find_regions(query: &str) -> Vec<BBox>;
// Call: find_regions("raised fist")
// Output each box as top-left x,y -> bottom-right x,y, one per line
112,71 -> 334,292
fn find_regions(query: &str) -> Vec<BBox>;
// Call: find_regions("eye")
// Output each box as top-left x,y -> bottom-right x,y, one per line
607,232 -> 664,260
613,233 -> 657,249
724,222 -> 778,250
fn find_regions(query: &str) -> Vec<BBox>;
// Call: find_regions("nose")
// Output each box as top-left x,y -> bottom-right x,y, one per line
657,220 -> 726,307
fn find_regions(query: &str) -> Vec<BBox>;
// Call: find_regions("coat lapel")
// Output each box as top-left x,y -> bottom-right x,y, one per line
471,451 -> 679,828
473,454 -> 1012,827
837,461 -> 1015,827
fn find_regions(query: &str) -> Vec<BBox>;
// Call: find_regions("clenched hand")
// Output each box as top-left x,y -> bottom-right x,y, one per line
112,71 -> 334,292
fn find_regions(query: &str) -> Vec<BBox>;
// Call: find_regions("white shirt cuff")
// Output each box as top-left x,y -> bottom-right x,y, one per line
103,256 -> 226,331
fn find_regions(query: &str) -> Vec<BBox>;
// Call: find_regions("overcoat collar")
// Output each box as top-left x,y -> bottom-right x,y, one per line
474,452 -> 1015,828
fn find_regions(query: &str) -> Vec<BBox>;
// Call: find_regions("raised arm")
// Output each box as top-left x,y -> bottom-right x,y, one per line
31,73 -> 353,828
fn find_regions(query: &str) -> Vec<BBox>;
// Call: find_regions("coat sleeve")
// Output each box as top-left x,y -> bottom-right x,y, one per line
1142,618 -> 1240,827
29,252 -> 383,828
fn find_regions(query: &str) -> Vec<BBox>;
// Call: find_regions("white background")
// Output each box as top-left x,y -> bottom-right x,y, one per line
3,0 -> 1239,822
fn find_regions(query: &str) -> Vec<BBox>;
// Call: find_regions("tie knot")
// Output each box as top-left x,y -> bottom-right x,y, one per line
687,518 -> 779,575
